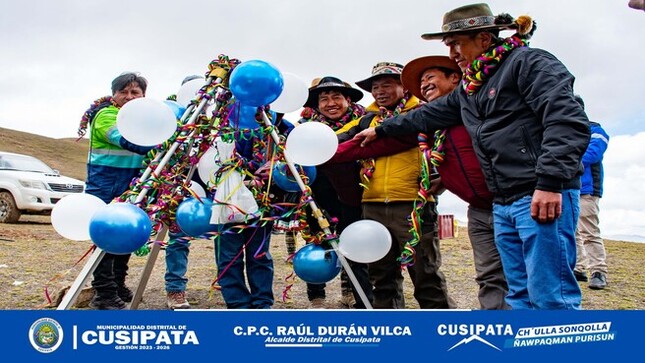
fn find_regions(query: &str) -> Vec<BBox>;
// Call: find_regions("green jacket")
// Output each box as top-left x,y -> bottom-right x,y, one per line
88,105 -> 145,169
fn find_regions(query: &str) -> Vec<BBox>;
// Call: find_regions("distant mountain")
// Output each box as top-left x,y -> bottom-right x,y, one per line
605,234 -> 645,243
0,127 -> 88,181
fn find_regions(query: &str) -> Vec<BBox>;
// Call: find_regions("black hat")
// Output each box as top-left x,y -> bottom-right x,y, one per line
304,76 -> 364,108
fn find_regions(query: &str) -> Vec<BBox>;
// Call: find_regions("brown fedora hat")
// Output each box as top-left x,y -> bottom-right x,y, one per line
304,76 -> 363,108
401,56 -> 461,101
355,62 -> 404,92
421,3 -> 517,40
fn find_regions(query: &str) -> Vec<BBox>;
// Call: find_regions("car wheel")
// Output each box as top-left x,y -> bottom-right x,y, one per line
0,191 -> 21,223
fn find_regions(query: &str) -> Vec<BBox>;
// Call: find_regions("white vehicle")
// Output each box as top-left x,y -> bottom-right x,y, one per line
0,151 -> 85,223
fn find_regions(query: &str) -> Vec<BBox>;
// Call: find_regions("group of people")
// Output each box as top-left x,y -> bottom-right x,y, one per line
80,2 -> 610,311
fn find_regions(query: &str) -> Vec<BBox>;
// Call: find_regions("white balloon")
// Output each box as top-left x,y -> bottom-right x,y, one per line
285,122 -> 338,166
189,181 -> 207,198
197,146 -> 221,187
270,72 -> 309,114
338,219 -> 392,263
176,78 -> 204,107
51,194 -> 106,241
116,98 -> 177,146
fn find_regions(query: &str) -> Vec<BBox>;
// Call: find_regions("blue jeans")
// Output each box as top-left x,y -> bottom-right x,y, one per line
214,223 -> 274,309
493,190 -> 581,310
165,232 -> 190,292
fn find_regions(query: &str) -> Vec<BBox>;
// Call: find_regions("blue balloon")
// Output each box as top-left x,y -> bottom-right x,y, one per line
229,60 -> 284,107
228,101 -> 260,129
272,162 -> 316,192
292,244 -> 341,284
176,198 -> 214,237
89,203 -> 152,255
163,100 -> 187,119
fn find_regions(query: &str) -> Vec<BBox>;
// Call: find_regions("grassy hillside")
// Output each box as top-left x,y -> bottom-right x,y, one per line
0,127 -> 88,181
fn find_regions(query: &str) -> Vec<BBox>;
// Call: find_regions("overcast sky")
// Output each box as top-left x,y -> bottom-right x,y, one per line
0,0 -> 643,241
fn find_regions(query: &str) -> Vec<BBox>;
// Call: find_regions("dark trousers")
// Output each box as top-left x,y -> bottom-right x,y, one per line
92,253 -> 131,298
305,175 -> 373,308
363,202 -> 454,309
306,259 -> 372,308
339,204 -> 372,308
467,206 -> 509,310
86,165 -> 139,299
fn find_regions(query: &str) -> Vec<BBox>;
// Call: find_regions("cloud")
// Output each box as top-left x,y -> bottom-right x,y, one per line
440,132 -> 645,242
600,133 -> 645,238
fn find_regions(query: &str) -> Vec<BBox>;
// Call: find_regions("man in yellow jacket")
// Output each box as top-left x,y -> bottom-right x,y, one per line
336,62 -> 454,309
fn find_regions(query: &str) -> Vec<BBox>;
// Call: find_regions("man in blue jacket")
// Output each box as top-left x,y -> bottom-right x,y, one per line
355,3 -> 590,309
573,95 -> 610,290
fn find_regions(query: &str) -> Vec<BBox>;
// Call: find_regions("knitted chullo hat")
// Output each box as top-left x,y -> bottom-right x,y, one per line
355,62 -> 404,92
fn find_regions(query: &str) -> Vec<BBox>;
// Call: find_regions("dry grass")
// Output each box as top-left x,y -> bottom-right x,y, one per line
0,216 -> 643,310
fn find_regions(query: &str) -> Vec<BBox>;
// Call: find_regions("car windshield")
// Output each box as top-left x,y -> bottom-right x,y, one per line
0,154 -> 55,173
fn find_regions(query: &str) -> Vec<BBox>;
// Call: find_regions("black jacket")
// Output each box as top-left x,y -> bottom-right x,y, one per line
377,47 -> 590,204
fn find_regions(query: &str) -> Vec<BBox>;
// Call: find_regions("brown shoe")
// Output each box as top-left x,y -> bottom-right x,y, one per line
167,291 -> 190,309
310,298 -> 325,309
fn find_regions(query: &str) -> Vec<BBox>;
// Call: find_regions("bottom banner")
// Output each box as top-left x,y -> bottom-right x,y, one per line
3,310 -> 639,361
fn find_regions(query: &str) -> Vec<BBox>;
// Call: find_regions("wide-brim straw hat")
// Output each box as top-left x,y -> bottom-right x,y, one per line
304,76 -> 363,108
401,56 -> 461,101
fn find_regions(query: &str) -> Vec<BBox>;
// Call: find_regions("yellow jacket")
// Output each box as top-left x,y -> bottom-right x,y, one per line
336,97 -> 422,203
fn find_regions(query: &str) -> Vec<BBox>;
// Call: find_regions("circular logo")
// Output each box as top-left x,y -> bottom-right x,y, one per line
29,317 -> 64,353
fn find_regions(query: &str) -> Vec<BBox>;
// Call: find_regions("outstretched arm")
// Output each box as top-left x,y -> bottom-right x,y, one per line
354,89 -> 462,146
329,133 -> 419,163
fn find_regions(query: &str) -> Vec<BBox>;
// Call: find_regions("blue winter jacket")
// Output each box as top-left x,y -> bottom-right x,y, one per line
580,122 -> 609,197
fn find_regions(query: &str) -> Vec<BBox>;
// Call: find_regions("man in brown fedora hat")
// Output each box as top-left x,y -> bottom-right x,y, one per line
335,62 -> 455,309
355,3 -> 590,310
290,76 -> 373,309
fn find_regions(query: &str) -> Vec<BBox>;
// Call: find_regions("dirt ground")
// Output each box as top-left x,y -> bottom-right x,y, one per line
1,215 -> 644,310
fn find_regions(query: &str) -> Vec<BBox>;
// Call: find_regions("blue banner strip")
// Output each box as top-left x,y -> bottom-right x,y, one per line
4,310 -> 642,362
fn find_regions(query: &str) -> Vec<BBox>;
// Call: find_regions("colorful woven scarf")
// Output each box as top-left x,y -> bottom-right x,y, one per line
77,96 -> 117,139
360,95 -> 410,188
430,129 -> 448,167
462,35 -> 528,96
377,95 -> 409,119
398,132 -> 435,267
299,103 -> 365,131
